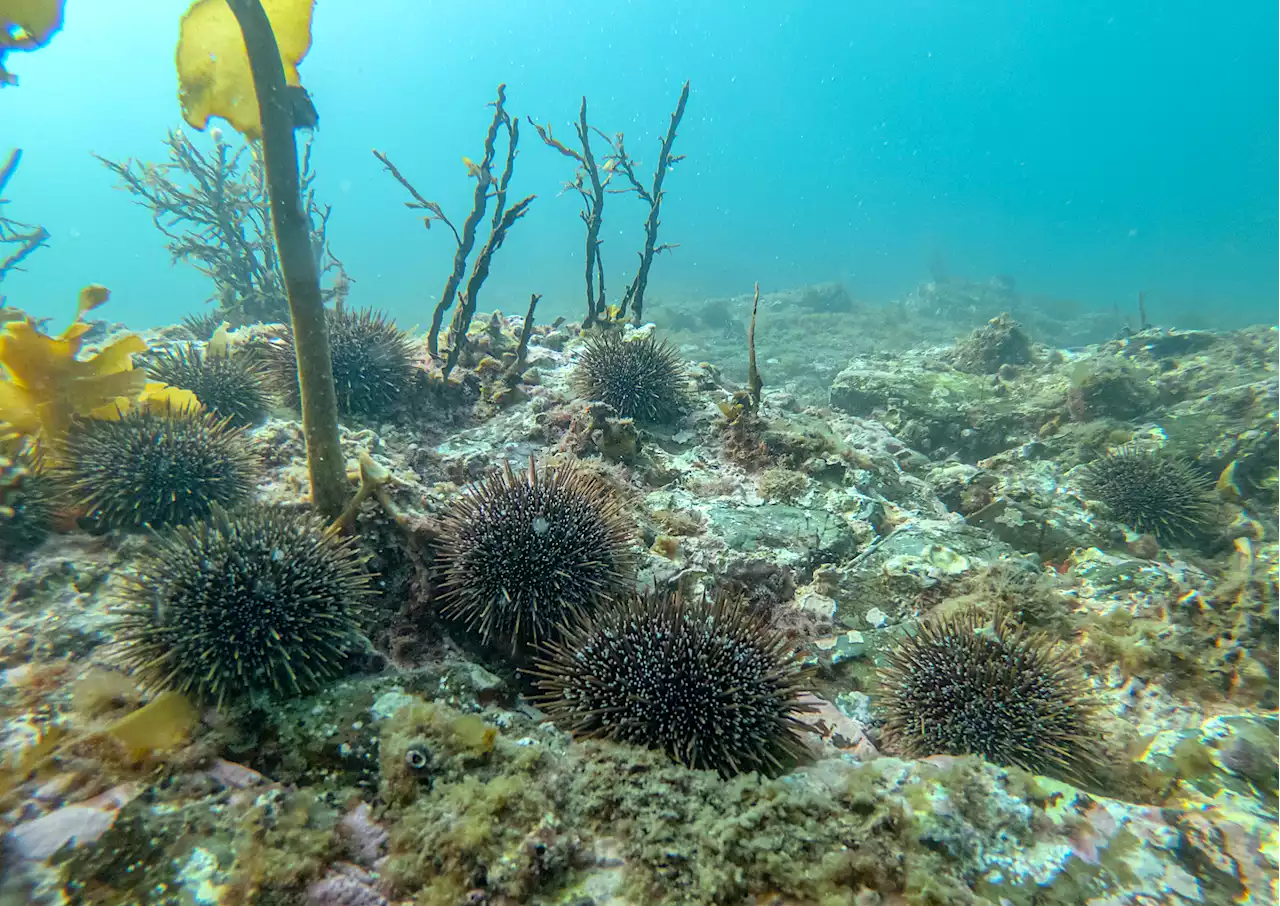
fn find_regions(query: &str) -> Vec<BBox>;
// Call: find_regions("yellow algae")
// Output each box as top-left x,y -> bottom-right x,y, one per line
71,668 -> 141,718
0,286 -> 148,450
0,0 -> 66,84
0,0 -> 64,46
452,713 -> 497,755
207,320 -> 233,357
89,382 -> 204,421
177,0 -> 315,139
0,725 -> 67,800
104,691 -> 199,761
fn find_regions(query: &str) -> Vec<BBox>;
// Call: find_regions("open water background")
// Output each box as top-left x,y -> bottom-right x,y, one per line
2,1 -> 1275,331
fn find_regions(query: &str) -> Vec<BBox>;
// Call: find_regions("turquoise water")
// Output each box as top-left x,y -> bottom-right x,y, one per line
2,0 -> 1276,329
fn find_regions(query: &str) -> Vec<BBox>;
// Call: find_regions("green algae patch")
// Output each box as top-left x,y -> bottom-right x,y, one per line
224,788 -> 340,904
379,699 -> 563,900
378,699 -> 503,807
563,745 -> 909,905
377,699 -> 1063,906
57,785 -> 341,906
388,771 -> 562,904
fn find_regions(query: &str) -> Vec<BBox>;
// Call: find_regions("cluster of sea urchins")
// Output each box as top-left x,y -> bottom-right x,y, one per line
435,459 -> 635,653
876,610 -> 1104,784
574,332 -> 689,424
113,506 -> 374,707
260,306 -> 416,421
1082,445 -> 1215,544
58,405 -> 259,530
529,589 -> 814,778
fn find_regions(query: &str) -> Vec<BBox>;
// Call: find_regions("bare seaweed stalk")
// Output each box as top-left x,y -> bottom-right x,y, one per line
528,99 -> 608,326
442,194 -> 535,378
99,128 -> 347,325
747,282 -> 762,408
0,150 -> 50,288
374,83 -> 534,362
223,0 -> 348,518
530,81 -> 690,327
507,291 -> 542,381
614,80 -> 690,324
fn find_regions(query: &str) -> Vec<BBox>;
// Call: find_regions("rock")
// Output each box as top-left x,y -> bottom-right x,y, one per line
829,359 -> 1023,460
811,629 -> 868,665
949,313 -> 1034,375
706,503 -> 856,560
304,863 -> 390,906
965,494 -> 1099,562
6,783 -> 141,861
833,519 -> 1024,627
791,281 -> 855,313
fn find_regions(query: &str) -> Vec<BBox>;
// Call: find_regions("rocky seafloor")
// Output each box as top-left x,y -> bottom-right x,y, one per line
0,281 -> 1276,906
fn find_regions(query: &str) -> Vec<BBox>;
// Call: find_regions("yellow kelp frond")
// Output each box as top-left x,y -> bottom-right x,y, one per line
76,282 -> 111,318
0,286 -> 148,448
90,382 -> 203,421
0,0 -> 67,86
177,0 -> 315,139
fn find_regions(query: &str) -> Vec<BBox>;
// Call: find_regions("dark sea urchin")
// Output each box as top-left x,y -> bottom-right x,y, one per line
1083,446 -> 1215,543
59,407 -> 259,530
148,343 -> 270,428
876,611 -> 1104,784
0,450 -> 54,560
114,506 -> 375,706
181,310 -> 223,342
436,460 -> 635,653
530,590 -> 814,778
574,332 -> 689,424
261,306 -> 416,421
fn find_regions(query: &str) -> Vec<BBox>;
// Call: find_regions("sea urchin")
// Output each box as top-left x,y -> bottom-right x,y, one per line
113,506 -> 375,706
59,406 -> 259,530
574,332 -> 689,424
876,611 -> 1103,784
148,343 -> 270,428
261,306 -> 416,421
1082,445 -> 1215,543
436,459 -> 635,653
0,449 -> 54,560
529,590 -> 814,778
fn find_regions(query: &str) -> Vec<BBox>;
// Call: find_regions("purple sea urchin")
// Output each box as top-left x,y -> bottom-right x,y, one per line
261,306 -> 416,420
59,406 -> 259,530
876,611 -> 1104,784
1082,445 -> 1215,543
0,449 -> 53,560
148,343 -> 270,428
181,310 -> 223,342
114,506 -> 375,706
574,332 -> 689,424
529,589 -> 814,778
435,459 -> 635,653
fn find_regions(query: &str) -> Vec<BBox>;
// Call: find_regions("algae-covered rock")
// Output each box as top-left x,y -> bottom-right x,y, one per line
1156,377 -> 1278,514
830,519 -> 1025,629
1066,356 -> 1160,420
949,312 -> 1034,375
705,502 -> 857,561
829,357 -> 1033,460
